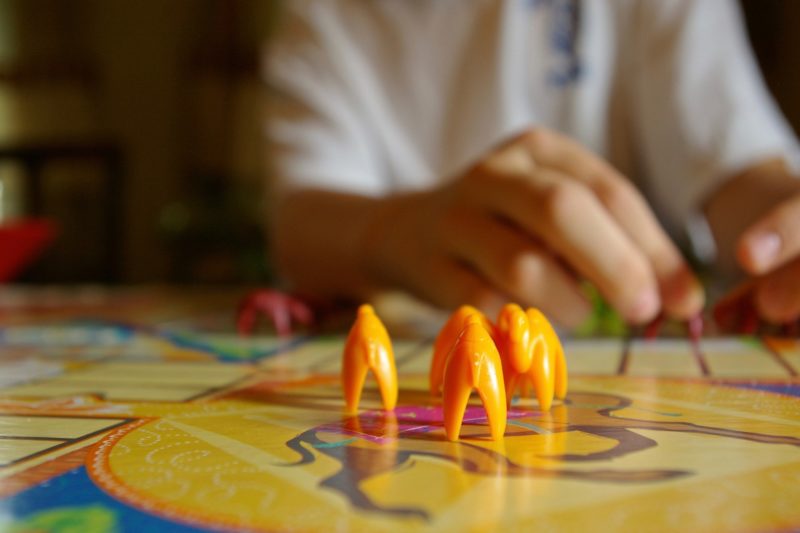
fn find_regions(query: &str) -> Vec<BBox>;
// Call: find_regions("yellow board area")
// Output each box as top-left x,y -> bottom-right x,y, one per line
0,290 -> 798,532
82,374 -> 800,533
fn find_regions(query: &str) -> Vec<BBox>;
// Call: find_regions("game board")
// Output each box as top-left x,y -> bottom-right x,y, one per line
1,288 -> 799,532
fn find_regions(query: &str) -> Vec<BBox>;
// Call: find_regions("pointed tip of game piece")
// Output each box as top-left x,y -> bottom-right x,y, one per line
498,303 -> 527,331
460,315 -> 495,345
465,314 -> 483,327
357,304 -> 376,316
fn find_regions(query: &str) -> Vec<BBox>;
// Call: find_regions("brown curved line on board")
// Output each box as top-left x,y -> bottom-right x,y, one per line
584,391 -> 800,447
541,425 -> 659,462
279,388 -> 800,522
284,428 -> 690,522
598,418 -> 800,447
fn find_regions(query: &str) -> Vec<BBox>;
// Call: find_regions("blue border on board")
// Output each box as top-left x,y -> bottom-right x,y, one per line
0,467 -> 208,532
0,319 -> 311,364
161,330 -> 310,363
729,383 -> 800,399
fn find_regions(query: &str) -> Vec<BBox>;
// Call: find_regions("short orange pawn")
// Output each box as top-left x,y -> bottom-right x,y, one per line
342,304 -> 398,413
442,317 -> 507,441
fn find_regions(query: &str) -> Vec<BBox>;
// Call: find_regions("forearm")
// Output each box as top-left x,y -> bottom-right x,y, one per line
272,188 -> 428,300
272,189 -> 383,298
703,158 -> 799,273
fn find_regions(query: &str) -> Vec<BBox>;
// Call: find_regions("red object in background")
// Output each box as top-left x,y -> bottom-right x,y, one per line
237,289 -> 315,337
0,219 -> 57,282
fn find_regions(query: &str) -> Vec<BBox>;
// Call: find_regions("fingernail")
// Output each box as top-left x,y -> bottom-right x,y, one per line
629,288 -> 660,323
748,232 -> 781,271
663,269 -> 705,318
683,279 -> 705,316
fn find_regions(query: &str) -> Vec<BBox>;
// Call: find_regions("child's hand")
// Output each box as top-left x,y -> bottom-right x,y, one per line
737,190 -> 800,322
364,129 -> 704,327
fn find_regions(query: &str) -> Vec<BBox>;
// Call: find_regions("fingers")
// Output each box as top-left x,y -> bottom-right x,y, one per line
443,209 -> 591,327
715,260 -> 800,329
738,193 -> 800,275
487,171 -> 661,324
387,127 -> 703,326
593,181 -> 703,318
753,258 -> 800,323
518,129 -> 704,319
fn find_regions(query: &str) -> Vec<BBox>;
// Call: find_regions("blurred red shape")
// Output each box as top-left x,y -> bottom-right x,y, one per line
0,218 -> 57,282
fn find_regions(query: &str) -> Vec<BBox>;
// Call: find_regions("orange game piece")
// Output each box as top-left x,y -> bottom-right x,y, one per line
442,317 -> 507,441
430,305 -> 494,396
342,304 -> 398,413
497,306 -> 567,411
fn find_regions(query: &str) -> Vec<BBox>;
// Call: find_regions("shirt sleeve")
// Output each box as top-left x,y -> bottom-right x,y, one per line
263,1 -> 385,200
628,0 -> 800,229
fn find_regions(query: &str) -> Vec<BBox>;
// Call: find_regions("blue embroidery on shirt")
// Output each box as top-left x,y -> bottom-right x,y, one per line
527,0 -> 584,87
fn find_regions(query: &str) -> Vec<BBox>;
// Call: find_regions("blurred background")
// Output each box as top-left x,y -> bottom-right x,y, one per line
0,0 -> 797,286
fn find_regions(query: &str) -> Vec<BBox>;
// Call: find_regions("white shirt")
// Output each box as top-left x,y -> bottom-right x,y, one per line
264,0 -> 799,236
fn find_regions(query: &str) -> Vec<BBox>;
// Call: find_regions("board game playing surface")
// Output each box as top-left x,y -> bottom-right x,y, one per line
1,288 -> 799,532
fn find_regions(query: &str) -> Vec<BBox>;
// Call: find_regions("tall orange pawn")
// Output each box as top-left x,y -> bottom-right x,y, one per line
342,305 -> 398,413
430,305 -> 494,396
442,317 -> 507,441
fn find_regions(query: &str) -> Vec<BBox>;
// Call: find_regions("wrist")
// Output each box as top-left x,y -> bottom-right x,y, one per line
359,190 -> 432,293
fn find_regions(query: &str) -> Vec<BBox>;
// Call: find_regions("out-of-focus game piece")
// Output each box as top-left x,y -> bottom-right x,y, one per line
643,313 -> 707,374
644,312 -> 665,340
644,312 -> 703,341
429,305 -> 493,395
711,283 -> 798,336
342,304 -> 398,412
236,289 -> 314,336
687,314 -> 704,342
442,317 -> 507,441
